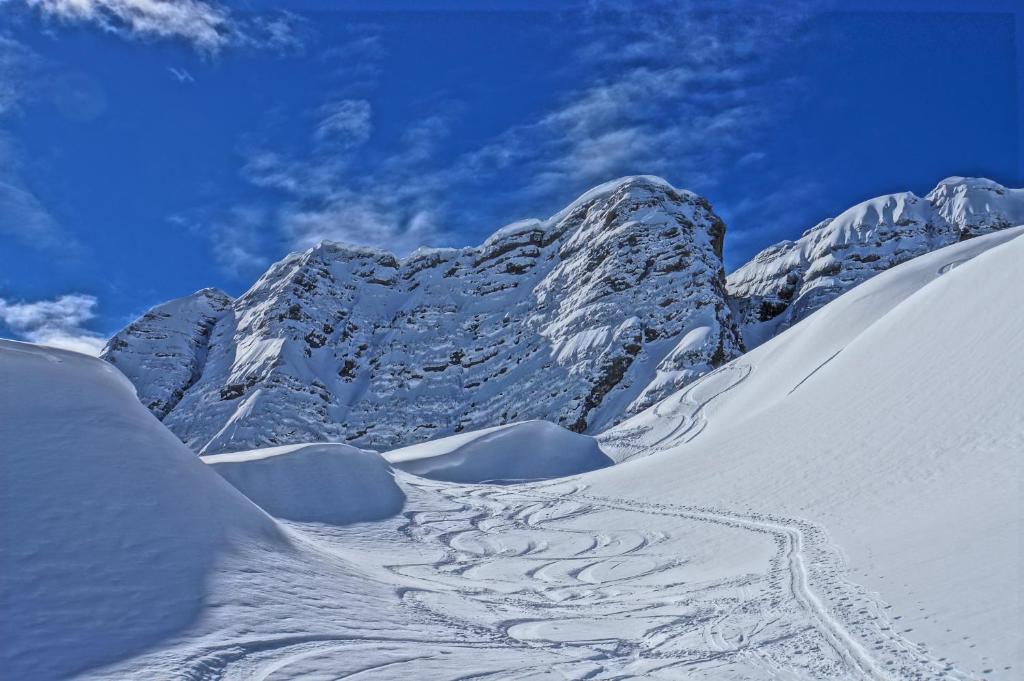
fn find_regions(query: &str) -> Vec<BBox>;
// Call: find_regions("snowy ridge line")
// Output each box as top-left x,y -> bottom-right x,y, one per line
727,178 -> 1024,349
521,486 -> 973,681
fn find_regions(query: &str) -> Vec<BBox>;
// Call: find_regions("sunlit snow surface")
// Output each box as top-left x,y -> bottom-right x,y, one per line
3,228 -> 1023,680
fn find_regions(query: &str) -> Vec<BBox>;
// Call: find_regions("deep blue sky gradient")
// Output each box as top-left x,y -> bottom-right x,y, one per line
0,0 -> 1019,340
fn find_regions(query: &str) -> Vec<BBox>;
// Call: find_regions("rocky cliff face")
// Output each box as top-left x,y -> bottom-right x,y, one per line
103,176 -> 742,453
102,288 -> 232,419
727,177 -> 1024,348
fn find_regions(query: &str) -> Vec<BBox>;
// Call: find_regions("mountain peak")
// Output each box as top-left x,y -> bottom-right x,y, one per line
728,176 -> 1024,349
929,176 -> 1007,193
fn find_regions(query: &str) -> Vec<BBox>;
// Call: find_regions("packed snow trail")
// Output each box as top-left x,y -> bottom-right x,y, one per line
183,476 -> 971,681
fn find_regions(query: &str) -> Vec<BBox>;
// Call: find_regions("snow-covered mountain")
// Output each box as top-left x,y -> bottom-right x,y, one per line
104,175 -> 1022,455
101,288 -> 233,419
727,177 -> 1024,347
7,227 -> 1022,680
103,176 -> 742,453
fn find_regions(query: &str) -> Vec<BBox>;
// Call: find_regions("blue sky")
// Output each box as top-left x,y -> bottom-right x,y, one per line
0,0 -> 1020,353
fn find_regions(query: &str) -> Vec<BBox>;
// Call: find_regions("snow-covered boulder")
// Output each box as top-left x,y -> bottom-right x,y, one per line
0,340 -> 282,679
106,176 -> 741,453
203,443 -> 405,524
385,420 -> 613,483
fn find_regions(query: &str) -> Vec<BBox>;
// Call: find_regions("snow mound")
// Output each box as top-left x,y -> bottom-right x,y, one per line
385,420 -> 613,483
0,340 -> 282,680
203,443 -> 405,524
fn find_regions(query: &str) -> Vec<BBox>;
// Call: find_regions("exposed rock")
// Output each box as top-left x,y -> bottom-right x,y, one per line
104,176 -> 742,453
727,177 -> 1024,348
100,288 -> 233,419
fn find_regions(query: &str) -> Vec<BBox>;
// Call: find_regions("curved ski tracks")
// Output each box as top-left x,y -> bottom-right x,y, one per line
178,479 -> 971,681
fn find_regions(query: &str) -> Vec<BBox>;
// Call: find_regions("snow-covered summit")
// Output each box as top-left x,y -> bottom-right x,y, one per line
106,176 -> 742,453
926,175 -> 1024,238
727,176 -> 1024,347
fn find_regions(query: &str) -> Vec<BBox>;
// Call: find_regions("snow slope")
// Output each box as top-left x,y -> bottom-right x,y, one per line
384,420 -> 613,483
0,340 -> 282,679
203,443 -> 405,523
598,226 -> 1024,678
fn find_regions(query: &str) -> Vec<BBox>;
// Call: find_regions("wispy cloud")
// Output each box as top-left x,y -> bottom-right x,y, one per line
209,25 -> 456,262
169,204 -> 273,277
167,66 -> 194,83
20,0 -> 309,54
0,293 -> 106,355
455,1 -> 813,207
240,110 -> 456,257
207,2 -> 815,272
314,98 -> 372,148
0,32 -> 38,115
0,177 -> 64,248
0,35 -> 90,255
24,0 -> 231,52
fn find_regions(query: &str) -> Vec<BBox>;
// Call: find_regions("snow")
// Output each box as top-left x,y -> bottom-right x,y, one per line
727,177 -> 1024,350
4,191 -> 1022,679
106,174 -> 740,453
0,339 -> 282,680
100,287 -> 232,419
203,443 -> 406,524
598,226 -> 1024,678
384,420 -> 613,483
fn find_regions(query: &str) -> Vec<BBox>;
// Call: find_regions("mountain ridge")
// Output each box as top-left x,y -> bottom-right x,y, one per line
727,176 -> 1024,347
103,174 -> 1023,454
104,175 -> 742,453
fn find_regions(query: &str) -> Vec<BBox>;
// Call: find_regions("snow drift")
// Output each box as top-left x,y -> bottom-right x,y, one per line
203,443 -> 405,524
385,420 -> 613,483
597,226 -> 1024,677
0,340 -> 283,679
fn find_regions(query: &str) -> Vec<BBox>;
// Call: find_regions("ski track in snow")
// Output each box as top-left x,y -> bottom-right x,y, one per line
182,479 -> 974,681
601,363 -> 753,461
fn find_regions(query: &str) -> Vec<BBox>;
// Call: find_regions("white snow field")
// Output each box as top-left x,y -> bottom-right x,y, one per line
2,227 -> 1022,680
